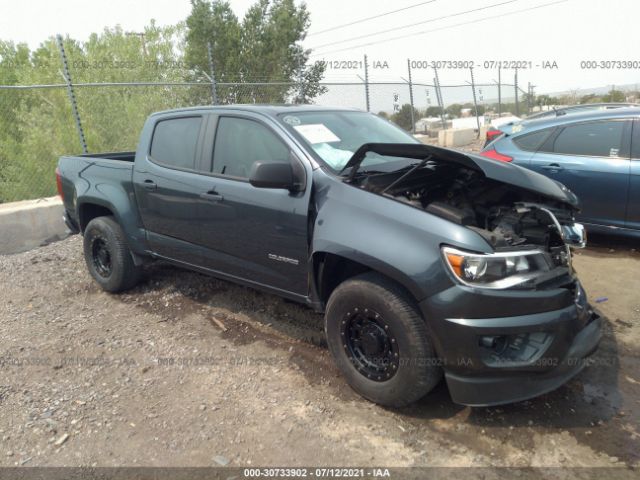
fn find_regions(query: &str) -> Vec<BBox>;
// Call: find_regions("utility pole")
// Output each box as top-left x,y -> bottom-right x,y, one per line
497,66 -> 501,116
363,54 -> 370,112
406,59 -> 415,133
514,67 -> 519,116
469,67 -> 480,138
207,41 -> 218,105
433,66 -> 445,129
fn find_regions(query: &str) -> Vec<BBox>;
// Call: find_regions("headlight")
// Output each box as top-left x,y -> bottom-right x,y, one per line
442,246 -> 554,289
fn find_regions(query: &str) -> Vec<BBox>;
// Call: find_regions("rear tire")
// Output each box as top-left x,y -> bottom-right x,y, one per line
83,216 -> 142,293
325,272 -> 442,407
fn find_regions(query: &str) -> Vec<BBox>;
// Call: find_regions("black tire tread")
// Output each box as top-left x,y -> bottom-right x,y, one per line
83,216 -> 142,293
325,272 -> 442,407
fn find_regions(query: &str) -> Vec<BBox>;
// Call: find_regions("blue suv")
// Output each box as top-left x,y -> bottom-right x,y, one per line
481,107 -> 640,237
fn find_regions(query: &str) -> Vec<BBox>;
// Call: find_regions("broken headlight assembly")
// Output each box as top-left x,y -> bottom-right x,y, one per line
442,246 -> 555,289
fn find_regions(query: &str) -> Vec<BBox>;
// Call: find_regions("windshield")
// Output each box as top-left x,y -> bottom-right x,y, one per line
278,111 -> 418,172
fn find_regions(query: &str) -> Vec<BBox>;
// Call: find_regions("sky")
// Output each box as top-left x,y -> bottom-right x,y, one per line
1,0 -> 639,97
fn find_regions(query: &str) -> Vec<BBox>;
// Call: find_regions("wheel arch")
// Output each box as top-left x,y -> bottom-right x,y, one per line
77,198 -> 150,263
76,193 -> 149,256
78,201 -> 115,232
312,250 -> 424,310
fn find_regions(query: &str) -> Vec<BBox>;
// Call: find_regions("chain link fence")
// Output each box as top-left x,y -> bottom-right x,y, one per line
0,55 -> 530,203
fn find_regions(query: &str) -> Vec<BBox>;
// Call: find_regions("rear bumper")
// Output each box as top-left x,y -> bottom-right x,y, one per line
63,211 -> 80,234
419,278 -> 603,406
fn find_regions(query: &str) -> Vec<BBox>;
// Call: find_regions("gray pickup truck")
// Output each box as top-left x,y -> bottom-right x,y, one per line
56,105 -> 601,407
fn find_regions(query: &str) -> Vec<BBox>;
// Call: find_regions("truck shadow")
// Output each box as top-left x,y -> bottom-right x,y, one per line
120,261 -> 636,463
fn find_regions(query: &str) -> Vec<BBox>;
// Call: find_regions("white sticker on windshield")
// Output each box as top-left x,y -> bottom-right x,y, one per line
293,124 -> 340,144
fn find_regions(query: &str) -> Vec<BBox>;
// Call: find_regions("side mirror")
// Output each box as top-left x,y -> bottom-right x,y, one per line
249,161 -> 297,190
562,223 -> 586,249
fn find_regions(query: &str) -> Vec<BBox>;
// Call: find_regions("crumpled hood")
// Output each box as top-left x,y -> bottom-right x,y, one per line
342,143 -> 579,209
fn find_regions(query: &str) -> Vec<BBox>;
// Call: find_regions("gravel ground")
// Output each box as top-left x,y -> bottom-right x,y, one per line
0,140 -> 638,473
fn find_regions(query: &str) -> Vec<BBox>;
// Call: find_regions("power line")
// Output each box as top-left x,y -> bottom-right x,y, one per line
309,0 -> 519,50
310,0 -> 568,57
307,0 -> 437,37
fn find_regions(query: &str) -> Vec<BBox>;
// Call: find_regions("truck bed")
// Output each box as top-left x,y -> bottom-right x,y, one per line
57,152 -> 138,233
76,151 -> 136,162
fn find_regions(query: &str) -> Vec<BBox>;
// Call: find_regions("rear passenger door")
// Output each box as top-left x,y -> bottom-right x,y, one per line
133,113 -> 221,262
528,119 -> 632,228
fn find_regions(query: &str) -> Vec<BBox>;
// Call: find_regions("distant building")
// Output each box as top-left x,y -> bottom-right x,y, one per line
452,116 -> 485,130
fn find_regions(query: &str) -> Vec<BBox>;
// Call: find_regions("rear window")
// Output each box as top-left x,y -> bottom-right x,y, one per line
513,128 -> 553,151
150,116 -> 202,169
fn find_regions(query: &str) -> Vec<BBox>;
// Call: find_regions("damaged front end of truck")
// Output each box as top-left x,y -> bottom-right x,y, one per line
342,143 -> 587,290
333,143 -> 601,406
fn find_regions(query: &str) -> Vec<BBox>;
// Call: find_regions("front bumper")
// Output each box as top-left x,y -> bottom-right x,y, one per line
445,313 -> 601,406
419,279 -> 603,406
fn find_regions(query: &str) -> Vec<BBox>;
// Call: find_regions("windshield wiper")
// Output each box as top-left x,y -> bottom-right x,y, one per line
380,155 -> 433,194
354,169 -> 387,175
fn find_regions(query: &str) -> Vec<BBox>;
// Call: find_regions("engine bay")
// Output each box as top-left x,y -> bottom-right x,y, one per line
355,161 -> 578,265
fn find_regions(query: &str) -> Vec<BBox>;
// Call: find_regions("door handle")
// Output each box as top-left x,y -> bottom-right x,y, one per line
541,163 -> 563,172
142,179 -> 157,190
200,190 -> 224,202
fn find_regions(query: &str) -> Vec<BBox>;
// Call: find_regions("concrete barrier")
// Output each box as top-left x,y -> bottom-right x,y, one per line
437,128 -> 477,147
413,134 -> 438,145
0,196 -> 68,255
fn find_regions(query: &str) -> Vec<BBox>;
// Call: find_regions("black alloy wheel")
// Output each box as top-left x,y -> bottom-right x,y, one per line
341,308 -> 399,382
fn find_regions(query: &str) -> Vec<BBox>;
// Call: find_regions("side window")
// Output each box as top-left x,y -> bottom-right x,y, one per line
633,120 -> 640,159
150,116 -> 202,169
213,117 -> 290,178
513,128 -> 553,152
543,120 -> 626,157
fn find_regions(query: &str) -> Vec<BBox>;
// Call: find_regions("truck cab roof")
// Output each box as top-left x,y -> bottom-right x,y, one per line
150,104 -> 363,119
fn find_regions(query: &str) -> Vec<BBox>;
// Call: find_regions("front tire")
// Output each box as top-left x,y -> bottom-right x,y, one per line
83,216 -> 142,293
325,272 -> 442,407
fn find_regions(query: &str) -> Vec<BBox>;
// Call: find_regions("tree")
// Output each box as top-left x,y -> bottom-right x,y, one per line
0,41 -> 32,201
537,94 -> 559,106
425,106 -> 442,117
391,104 -> 418,131
445,103 -> 462,118
557,94 -> 576,105
602,89 -> 625,102
185,0 -> 241,83
579,93 -> 599,104
0,1 -> 329,202
0,25 -> 186,202
185,0 -> 325,104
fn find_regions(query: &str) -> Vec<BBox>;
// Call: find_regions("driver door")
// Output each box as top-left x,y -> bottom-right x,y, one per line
194,113 -> 311,296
